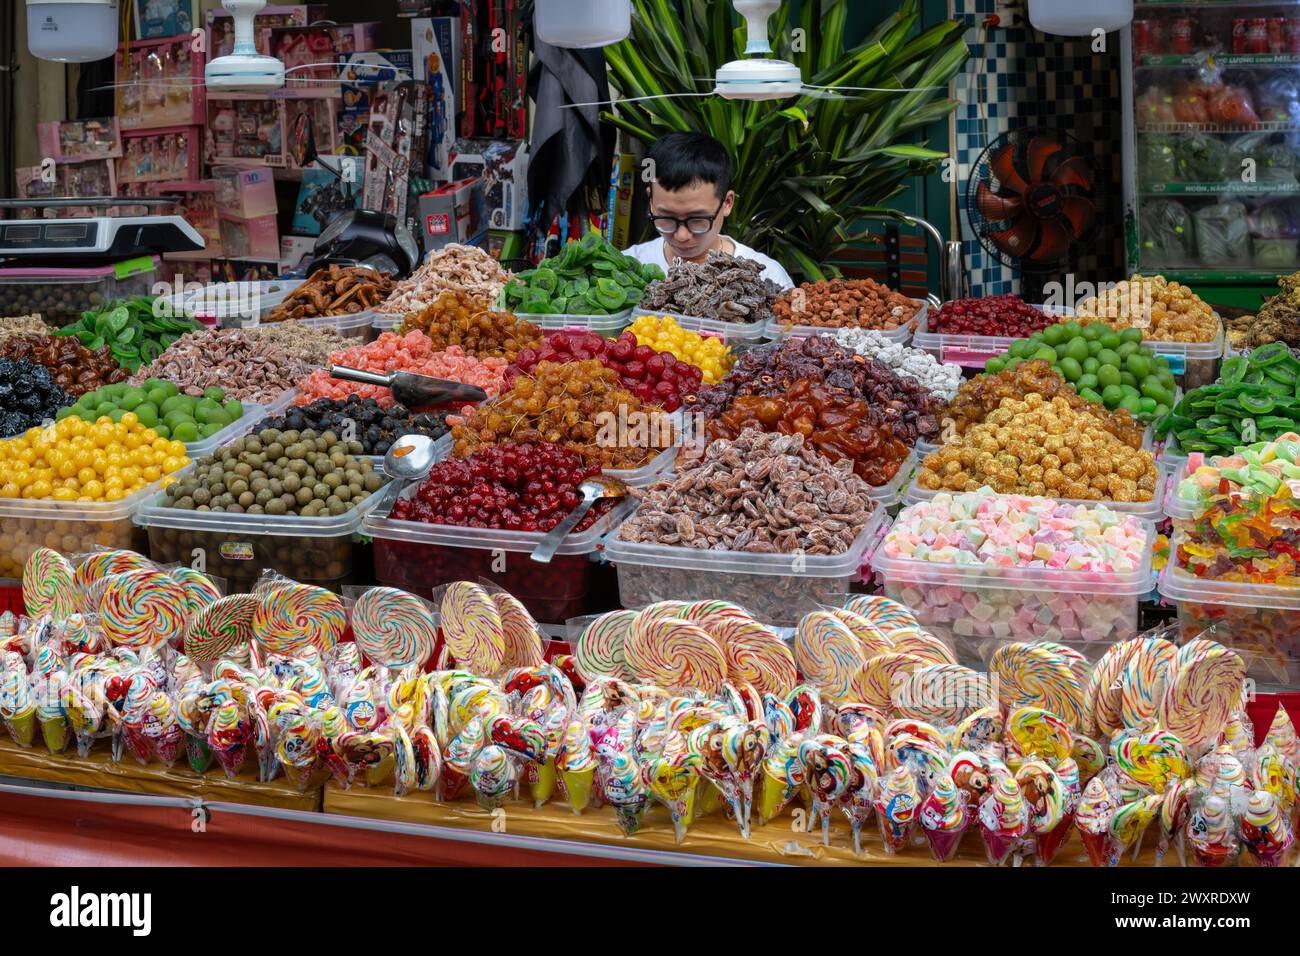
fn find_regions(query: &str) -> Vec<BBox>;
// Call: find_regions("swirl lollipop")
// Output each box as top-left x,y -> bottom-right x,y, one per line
890,628 -> 957,666
1119,636 -> 1176,729
184,594 -> 258,663
1085,638 -> 1139,737
794,611 -> 866,702
73,549 -> 152,610
826,608 -> 894,660
492,592 -> 545,669
252,582 -> 346,655
625,618 -> 726,694
800,736 -> 854,845
172,566 -> 222,616
722,619 -> 796,698
990,642 -> 1085,730
678,600 -> 752,633
1006,706 -> 1073,765
850,652 -> 925,711
22,547 -> 77,620
842,595 -> 918,633
96,569 -> 186,648
440,582 -> 505,675
574,609 -> 635,681
351,587 -> 435,669
1157,640 -> 1245,750
894,662 -> 989,725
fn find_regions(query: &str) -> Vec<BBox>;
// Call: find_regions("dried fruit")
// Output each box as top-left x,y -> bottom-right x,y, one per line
773,278 -> 922,331
640,250 -> 777,323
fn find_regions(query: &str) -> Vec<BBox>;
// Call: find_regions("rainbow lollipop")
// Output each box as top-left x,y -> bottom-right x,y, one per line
351,587 -> 435,669
22,547 -> 77,620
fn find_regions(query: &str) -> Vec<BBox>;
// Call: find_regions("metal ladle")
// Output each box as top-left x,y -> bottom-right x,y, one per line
372,433 -> 440,519
530,476 -> 628,564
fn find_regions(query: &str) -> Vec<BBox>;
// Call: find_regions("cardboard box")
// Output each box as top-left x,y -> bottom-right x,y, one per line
338,50 -> 415,155
218,214 -> 280,261
449,138 -> 529,231
117,127 -> 202,184
212,167 -> 278,219
207,5 -> 328,58
38,118 -> 122,162
418,177 -> 485,251
135,0 -> 198,40
206,98 -> 283,167
483,229 -> 525,262
115,35 -> 205,131
292,157 -> 364,237
279,94 -> 340,168
148,180 -> 221,255
269,23 -> 381,93
411,17 -> 461,181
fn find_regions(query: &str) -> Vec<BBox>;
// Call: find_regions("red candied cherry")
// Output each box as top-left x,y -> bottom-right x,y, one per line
623,360 -> 645,380
633,345 -> 655,362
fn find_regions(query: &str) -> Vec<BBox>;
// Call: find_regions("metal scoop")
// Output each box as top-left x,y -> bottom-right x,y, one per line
330,366 -> 488,407
530,476 -> 629,564
372,433 -> 440,519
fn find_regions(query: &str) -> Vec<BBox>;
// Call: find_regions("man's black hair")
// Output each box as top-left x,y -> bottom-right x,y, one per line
648,132 -> 732,200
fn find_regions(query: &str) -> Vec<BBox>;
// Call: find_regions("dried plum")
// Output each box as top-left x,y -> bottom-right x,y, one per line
0,358 -> 73,437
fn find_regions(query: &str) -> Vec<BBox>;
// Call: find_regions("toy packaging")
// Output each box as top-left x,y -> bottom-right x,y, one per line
269,23 -> 382,92
148,180 -> 221,254
13,161 -> 117,219
280,235 -> 317,271
363,80 -> 431,234
449,137 -> 529,230
117,127 -> 202,184
115,35 -> 205,131
135,0 -> 197,40
282,95 -> 340,168
212,167 -> 278,219
207,4 -> 328,58
412,16 -> 461,181
206,99 -> 283,167
605,152 -> 637,249
417,177 -> 486,251
459,0 -> 527,139
339,50 -> 415,155
218,214 -> 280,261
37,119 -> 122,162
292,157 -> 365,237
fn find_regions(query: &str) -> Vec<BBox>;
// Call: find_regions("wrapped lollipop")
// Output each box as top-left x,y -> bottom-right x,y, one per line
1186,792 -> 1239,868
275,707 -> 325,791
1076,776 -> 1118,867
799,736 -> 852,845
714,720 -> 767,838
644,749 -> 701,843
1262,706 -> 1297,767
977,775 -> 1027,865
758,733 -> 805,826
470,744 -> 518,810
1157,777 -> 1196,868
556,717 -> 597,814
919,772 -> 968,862
34,672 -> 70,753
206,698 -> 252,779
411,724 -> 442,793
603,750 -> 649,835
0,660 -> 36,747
1112,793 -> 1162,861
1015,761 -> 1069,865
528,706 -> 568,808
839,740 -> 880,856
875,764 -> 920,855
1240,789 -> 1294,867
440,718 -> 484,801
61,675 -> 109,757
144,691 -> 185,767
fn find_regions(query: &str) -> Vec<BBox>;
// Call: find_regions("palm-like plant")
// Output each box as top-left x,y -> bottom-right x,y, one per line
602,0 -> 969,281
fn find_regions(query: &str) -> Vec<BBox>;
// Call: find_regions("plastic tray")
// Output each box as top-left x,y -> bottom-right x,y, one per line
170,279 -> 304,324
1141,324 -> 1224,390
179,403 -> 270,461
257,308 -> 374,339
1159,538 -> 1300,692
873,511 -> 1156,656
517,309 -> 633,337
133,463 -> 391,591
0,478 -> 166,580
910,302 -> 1072,368
630,307 -> 768,346
0,257 -> 160,325
371,311 -> 403,334
902,463 -> 1172,522
364,491 -> 633,624
603,509 -> 885,627
762,300 -> 926,346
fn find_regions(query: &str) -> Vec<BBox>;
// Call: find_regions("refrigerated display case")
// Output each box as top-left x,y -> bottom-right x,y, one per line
1123,1 -> 1300,308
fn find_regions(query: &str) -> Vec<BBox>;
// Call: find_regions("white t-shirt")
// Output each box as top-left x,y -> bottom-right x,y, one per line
624,236 -> 794,289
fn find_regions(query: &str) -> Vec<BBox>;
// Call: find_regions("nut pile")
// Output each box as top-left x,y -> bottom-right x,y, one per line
689,335 -> 941,445
0,333 -> 129,396
706,379 -> 909,486
1226,270 -> 1300,350
618,429 -> 876,554
399,290 -> 543,360
377,244 -> 513,316
266,265 -> 396,321
161,429 -> 384,517
131,328 -> 304,404
834,327 -> 962,400
252,321 -> 348,366
916,394 -> 1161,501
0,315 -> 51,346
451,359 -> 673,470
1075,275 -> 1219,343
773,278 -> 922,332
261,396 -> 449,456
640,251 -> 778,323
944,361 -> 1146,450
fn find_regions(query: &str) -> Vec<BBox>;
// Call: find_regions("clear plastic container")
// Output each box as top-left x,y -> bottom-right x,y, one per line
903,465 -> 1172,522
371,311 -> 403,334
873,514 -> 1156,660
0,257 -> 160,325
258,308 -> 374,340
0,480 -> 165,580
170,279 -> 304,325
1159,541 -> 1300,692
763,300 -> 926,346
1143,324 -> 1224,390
604,510 -> 885,627
630,307 -> 768,346
519,309 -> 633,337
182,402 -> 270,461
911,302 -> 1068,368
134,465 -> 392,591
365,493 -> 632,625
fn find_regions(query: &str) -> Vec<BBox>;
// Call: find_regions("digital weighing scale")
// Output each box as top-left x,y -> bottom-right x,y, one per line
0,197 -> 205,262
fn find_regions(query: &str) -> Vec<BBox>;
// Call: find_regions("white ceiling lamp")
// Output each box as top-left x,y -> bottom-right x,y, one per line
534,0 -> 631,49
714,0 -> 802,101
26,0 -> 119,63
205,0 -> 286,92
1028,0 -> 1133,36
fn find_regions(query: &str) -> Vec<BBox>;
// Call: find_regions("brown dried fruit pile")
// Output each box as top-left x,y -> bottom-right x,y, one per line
400,290 -> 543,360
267,265 -> 396,321
131,328 -> 304,403
640,250 -> 778,323
773,278 -> 923,331
619,429 -> 877,554
377,243 -> 514,316
0,333 -> 128,396
944,360 -> 1146,449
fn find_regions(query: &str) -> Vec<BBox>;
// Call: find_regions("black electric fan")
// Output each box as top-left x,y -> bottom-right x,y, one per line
966,128 -> 1099,300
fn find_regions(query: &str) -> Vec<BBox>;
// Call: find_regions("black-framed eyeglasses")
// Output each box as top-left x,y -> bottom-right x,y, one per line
647,197 -> 726,236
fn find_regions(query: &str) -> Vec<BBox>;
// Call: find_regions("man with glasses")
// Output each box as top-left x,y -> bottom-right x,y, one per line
625,132 -> 794,288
